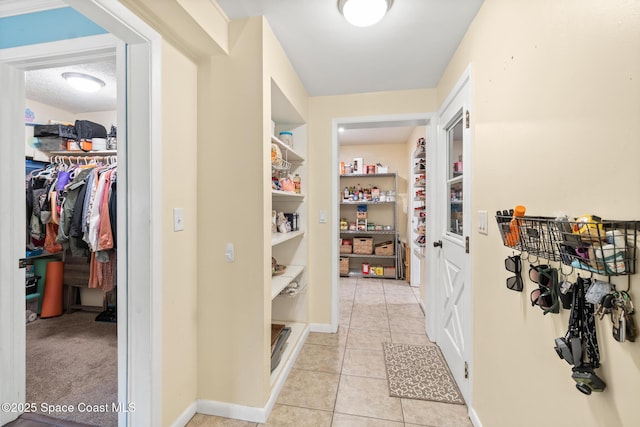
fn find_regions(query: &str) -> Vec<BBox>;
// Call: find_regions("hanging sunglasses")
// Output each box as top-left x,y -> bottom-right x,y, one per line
505,254 -> 523,292
529,265 -> 560,315
529,264 -> 552,287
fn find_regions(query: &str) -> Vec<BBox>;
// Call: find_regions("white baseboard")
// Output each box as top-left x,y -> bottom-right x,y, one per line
169,326 -> 312,426
309,322 -> 336,333
468,405 -> 482,427
196,399 -> 268,424
169,401 -> 197,427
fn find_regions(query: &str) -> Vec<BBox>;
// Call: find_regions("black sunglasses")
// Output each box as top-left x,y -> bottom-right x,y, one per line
505,255 -> 523,292
505,255 -> 522,274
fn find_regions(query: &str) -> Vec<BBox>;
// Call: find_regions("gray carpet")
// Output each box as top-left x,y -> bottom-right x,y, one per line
383,342 -> 465,404
26,311 -> 117,427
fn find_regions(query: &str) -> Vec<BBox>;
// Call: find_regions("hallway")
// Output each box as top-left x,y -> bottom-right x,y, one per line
188,277 -> 472,426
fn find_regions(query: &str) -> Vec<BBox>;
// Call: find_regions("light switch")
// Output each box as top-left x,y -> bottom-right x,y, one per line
173,208 -> 185,232
478,210 -> 488,235
319,210 -> 327,224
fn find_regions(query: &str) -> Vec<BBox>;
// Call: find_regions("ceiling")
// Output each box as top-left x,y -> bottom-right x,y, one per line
14,0 -> 484,143
217,0 -> 482,145
25,59 -> 117,115
217,0 -> 483,97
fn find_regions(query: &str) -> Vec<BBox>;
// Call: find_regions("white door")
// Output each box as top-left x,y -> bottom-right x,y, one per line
433,71 -> 472,402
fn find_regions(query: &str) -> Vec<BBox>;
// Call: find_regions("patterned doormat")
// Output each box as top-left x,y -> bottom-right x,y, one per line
382,342 -> 465,404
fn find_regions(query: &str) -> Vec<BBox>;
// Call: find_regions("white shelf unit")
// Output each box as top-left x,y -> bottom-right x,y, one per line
339,173 -> 399,279
269,79 -> 308,391
410,139 -> 426,286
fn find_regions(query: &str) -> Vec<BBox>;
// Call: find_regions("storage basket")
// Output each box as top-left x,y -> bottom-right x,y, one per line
384,266 -> 396,278
340,257 -> 350,276
375,241 -> 394,256
340,239 -> 353,254
353,237 -> 374,255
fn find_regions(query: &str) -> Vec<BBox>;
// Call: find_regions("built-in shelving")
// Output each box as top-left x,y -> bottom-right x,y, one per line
272,189 -> 304,200
271,265 -> 304,299
269,78 -> 308,394
271,230 -> 304,246
271,135 -> 304,163
269,322 -> 309,387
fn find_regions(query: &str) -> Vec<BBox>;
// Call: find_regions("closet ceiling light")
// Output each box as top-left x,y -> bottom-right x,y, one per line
62,72 -> 105,93
338,0 -> 393,27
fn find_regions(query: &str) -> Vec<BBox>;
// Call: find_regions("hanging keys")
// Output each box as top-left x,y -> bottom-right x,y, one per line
621,290 -> 637,342
611,299 -> 626,342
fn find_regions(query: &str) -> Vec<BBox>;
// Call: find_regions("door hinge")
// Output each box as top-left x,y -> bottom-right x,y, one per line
464,361 -> 469,379
465,110 -> 470,128
465,236 -> 469,253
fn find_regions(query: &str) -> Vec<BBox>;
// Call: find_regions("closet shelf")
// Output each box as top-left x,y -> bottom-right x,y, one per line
270,322 -> 309,387
343,269 -> 397,279
49,150 -> 116,156
271,265 -> 304,299
271,135 -> 304,162
340,200 -> 396,205
340,230 -> 396,236
271,158 -> 292,171
340,172 -> 396,178
272,189 -> 305,200
342,253 -> 396,260
272,230 -> 304,246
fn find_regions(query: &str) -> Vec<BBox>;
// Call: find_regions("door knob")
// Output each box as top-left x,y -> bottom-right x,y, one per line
433,240 -> 443,248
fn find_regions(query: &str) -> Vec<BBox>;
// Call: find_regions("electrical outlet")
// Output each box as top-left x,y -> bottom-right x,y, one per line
225,243 -> 235,262
173,208 -> 185,232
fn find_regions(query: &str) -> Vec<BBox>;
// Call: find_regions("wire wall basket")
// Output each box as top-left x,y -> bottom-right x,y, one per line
496,213 -> 639,276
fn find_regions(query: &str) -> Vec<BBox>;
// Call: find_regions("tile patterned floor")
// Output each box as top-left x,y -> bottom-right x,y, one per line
187,277 -> 473,427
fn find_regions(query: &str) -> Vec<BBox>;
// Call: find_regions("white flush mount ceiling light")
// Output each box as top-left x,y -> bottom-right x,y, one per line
62,72 -> 105,93
338,0 -> 393,27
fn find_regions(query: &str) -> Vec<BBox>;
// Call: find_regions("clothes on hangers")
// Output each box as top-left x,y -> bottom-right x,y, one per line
26,155 -> 118,293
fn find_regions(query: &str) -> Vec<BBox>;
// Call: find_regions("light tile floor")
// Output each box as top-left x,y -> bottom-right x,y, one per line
187,277 -> 472,427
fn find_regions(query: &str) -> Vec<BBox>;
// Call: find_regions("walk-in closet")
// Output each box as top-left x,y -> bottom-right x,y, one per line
22,59 -> 119,427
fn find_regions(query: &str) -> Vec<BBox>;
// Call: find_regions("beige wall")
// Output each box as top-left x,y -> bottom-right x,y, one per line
196,17 -> 267,407
308,90 -> 437,324
160,40 -> 199,425
437,0 -> 640,425
25,99 -> 116,127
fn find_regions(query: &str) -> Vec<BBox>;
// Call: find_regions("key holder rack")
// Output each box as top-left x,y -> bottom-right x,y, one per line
496,213 -> 639,277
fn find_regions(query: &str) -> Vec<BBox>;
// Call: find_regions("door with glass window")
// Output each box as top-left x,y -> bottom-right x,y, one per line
433,76 -> 472,401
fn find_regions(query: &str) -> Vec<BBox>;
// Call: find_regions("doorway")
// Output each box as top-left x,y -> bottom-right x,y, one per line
428,68 -> 473,404
24,50 -> 118,427
331,113 -> 432,331
0,2 -> 162,426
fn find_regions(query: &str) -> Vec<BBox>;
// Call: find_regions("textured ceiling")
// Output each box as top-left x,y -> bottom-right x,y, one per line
25,58 -> 117,115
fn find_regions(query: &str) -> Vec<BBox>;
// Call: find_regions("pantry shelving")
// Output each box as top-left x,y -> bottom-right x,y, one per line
410,137 -> 427,285
339,172 -> 399,279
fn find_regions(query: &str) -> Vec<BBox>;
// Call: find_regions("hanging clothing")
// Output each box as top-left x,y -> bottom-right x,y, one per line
34,155 -> 118,293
